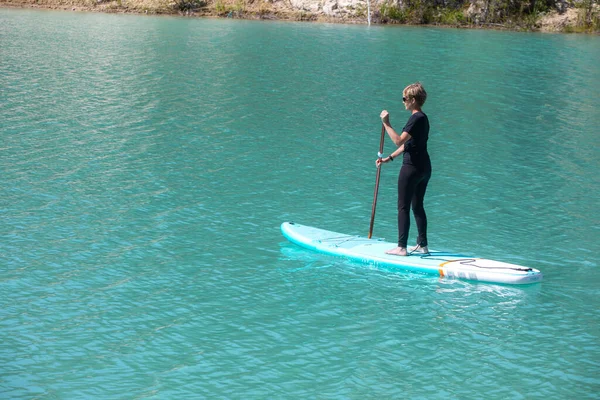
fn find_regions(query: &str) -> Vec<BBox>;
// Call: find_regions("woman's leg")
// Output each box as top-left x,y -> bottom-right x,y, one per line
397,166 -> 419,248
412,170 -> 431,247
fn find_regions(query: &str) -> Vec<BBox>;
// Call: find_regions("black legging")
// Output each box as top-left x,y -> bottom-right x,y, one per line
397,165 -> 431,248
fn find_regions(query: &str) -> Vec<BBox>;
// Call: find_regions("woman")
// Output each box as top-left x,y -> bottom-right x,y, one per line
376,82 -> 431,256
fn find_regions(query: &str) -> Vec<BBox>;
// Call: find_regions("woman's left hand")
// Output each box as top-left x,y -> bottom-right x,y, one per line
375,156 -> 392,167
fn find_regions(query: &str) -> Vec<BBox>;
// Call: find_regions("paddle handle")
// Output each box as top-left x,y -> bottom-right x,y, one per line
368,124 -> 386,239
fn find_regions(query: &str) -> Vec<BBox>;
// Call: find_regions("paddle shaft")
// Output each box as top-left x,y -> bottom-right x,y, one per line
368,124 -> 386,239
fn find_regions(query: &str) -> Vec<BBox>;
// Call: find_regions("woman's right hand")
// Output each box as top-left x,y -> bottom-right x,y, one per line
380,110 -> 390,125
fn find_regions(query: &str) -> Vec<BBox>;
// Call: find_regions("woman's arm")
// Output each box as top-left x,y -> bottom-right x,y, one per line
381,110 -> 412,147
385,126 -> 412,147
377,144 -> 405,165
390,144 -> 405,160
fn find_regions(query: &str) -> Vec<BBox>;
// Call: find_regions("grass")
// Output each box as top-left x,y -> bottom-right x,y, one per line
564,7 -> 600,32
379,3 -> 406,23
433,7 -> 466,25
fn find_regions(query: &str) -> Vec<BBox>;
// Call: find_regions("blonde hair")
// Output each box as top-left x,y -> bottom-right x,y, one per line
403,82 -> 427,108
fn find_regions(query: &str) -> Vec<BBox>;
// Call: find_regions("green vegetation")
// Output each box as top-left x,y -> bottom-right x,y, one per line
435,7 -> 467,25
176,0 -> 205,12
378,0 -> 541,25
375,0 -> 598,32
575,0 -> 600,31
379,3 -> 406,22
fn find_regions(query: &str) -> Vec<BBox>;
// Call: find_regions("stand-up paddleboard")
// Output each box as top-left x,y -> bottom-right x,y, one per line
281,222 -> 543,285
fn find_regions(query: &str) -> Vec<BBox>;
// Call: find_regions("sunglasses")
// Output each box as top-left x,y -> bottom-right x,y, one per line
402,97 -> 410,102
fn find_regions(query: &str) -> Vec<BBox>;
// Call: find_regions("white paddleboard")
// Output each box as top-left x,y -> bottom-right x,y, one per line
281,222 -> 543,285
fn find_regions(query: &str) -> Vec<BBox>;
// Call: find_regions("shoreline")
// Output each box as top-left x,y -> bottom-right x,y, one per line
1,0 -> 598,34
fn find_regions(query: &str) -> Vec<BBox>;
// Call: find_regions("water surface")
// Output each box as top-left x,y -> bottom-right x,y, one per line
1,9 -> 599,398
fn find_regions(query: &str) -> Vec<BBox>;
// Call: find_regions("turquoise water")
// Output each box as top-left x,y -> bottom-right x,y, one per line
1,8 -> 599,398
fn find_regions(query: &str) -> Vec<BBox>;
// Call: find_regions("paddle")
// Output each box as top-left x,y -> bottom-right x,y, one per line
368,123 -> 386,239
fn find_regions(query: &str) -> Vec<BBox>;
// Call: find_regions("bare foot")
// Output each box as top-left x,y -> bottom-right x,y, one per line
409,245 -> 429,254
385,247 -> 408,256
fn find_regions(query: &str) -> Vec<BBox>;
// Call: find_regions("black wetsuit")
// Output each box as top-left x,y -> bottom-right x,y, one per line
397,111 -> 431,248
